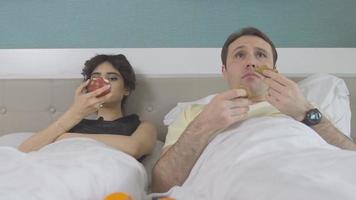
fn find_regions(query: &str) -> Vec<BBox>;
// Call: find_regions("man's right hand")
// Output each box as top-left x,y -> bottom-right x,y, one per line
194,89 -> 251,139
151,88 -> 251,193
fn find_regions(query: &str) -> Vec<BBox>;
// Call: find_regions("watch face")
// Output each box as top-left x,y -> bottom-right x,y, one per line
305,108 -> 322,126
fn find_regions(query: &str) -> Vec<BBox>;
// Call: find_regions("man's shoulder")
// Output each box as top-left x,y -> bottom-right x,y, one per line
183,104 -> 205,119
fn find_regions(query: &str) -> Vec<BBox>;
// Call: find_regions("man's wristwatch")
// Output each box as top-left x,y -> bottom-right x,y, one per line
301,108 -> 322,126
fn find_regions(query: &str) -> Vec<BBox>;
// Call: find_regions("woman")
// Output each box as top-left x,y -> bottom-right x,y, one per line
19,54 -> 157,159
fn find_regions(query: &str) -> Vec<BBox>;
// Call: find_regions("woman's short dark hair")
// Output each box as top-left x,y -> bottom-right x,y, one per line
221,27 -> 278,67
82,54 -> 136,112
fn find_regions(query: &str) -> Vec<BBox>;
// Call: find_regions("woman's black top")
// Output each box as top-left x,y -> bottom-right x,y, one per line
69,114 -> 141,136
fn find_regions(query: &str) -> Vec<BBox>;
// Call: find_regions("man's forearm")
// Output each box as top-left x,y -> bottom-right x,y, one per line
312,117 -> 356,151
151,90 -> 250,192
151,120 -> 214,193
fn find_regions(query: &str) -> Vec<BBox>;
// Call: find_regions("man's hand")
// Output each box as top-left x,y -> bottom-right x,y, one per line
263,70 -> 356,151
151,89 -> 251,193
262,70 -> 313,121
195,89 -> 251,138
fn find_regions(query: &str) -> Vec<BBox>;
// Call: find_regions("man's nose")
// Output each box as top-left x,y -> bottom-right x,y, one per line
246,62 -> 257,70
245,54 -> 257,69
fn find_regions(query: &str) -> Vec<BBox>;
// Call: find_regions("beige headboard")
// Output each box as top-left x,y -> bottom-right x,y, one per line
0,76 -> 355,141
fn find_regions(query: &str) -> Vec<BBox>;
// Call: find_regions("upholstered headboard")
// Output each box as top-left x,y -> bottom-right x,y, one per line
0,76 -> 355,141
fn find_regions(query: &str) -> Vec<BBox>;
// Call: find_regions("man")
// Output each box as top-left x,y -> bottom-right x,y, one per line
152,27 -> 356,193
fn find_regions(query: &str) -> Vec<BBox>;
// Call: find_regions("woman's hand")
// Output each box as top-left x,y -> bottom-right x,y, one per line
262,70 -> 313,121
68,80 -> 112,119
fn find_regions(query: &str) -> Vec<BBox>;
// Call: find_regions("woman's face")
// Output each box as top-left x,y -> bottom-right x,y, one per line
90,61 -> 129,105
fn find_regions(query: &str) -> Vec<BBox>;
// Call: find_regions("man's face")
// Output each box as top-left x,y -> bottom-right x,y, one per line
222,35 -> 274,98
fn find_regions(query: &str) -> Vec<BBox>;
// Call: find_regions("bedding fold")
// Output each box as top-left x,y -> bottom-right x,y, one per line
154,116 -> 356,200
0,138 -> 148,200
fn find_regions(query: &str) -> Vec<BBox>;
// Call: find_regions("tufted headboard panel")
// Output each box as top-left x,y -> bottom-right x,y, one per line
0,76 -> 355,141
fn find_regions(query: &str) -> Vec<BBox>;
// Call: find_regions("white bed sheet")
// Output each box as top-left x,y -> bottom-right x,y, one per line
0,138 -> 148,200
153,116 -> 356,200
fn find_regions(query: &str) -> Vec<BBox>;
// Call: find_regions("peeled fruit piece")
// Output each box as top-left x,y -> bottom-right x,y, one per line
255,65 -> 278,76
87,77 -> 111,97
236,86 -> 251,99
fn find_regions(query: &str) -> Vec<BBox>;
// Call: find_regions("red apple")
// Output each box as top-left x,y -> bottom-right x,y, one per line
86,77 -> 111,97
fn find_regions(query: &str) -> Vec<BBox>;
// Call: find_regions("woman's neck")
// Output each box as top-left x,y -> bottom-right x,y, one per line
97,103 -> 123,121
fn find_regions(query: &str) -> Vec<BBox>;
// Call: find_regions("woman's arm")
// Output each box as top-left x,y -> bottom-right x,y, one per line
18,81 -> 112,152
18,110 -> 82,152
56,121 -> 157,159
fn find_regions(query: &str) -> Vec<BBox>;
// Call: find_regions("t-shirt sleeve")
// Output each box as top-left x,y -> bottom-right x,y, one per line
163,105 -> 203,148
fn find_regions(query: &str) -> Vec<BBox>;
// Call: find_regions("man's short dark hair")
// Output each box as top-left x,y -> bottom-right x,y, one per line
221,27 -> 278,67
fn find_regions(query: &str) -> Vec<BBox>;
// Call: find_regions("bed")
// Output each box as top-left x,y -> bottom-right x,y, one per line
0,74 -> 355,200
150,74 -> 356,200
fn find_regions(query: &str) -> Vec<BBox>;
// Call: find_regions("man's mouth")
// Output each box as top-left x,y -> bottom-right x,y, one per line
242,73 -> 260,79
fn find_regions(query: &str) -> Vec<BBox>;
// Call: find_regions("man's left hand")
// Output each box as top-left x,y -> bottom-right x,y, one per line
262,70 -> 313,121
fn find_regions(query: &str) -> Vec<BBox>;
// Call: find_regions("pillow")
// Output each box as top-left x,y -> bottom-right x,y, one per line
298,74 -> 351,137
0,132 -> 34,148
163,94 -> 216,126
164,74 -> 351,137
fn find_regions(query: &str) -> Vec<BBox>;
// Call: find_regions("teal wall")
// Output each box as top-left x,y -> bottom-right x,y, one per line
1,0 -> 355,48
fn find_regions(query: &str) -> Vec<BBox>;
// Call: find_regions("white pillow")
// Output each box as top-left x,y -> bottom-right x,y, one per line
298,74 -> 351,137
163,94 -> 216,126
164,74 -> 351,137
0,132 -> 34,148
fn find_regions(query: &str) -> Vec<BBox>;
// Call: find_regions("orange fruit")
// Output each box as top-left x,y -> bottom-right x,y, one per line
104,192 -> 133,200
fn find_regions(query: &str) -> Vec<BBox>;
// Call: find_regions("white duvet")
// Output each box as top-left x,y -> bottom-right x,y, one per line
0,138 -> 148,200
155,116 -> 356,200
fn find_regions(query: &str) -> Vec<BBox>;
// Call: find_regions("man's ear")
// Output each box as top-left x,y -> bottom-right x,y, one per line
222,65 -> 228,80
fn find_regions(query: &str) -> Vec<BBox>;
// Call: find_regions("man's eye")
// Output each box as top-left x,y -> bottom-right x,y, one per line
256,52 -> 266,58
235,52 -> 245,58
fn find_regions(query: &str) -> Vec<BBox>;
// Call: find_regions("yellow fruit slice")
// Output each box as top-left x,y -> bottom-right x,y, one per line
236,86 -> 251,99
255,65 -> 278,76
